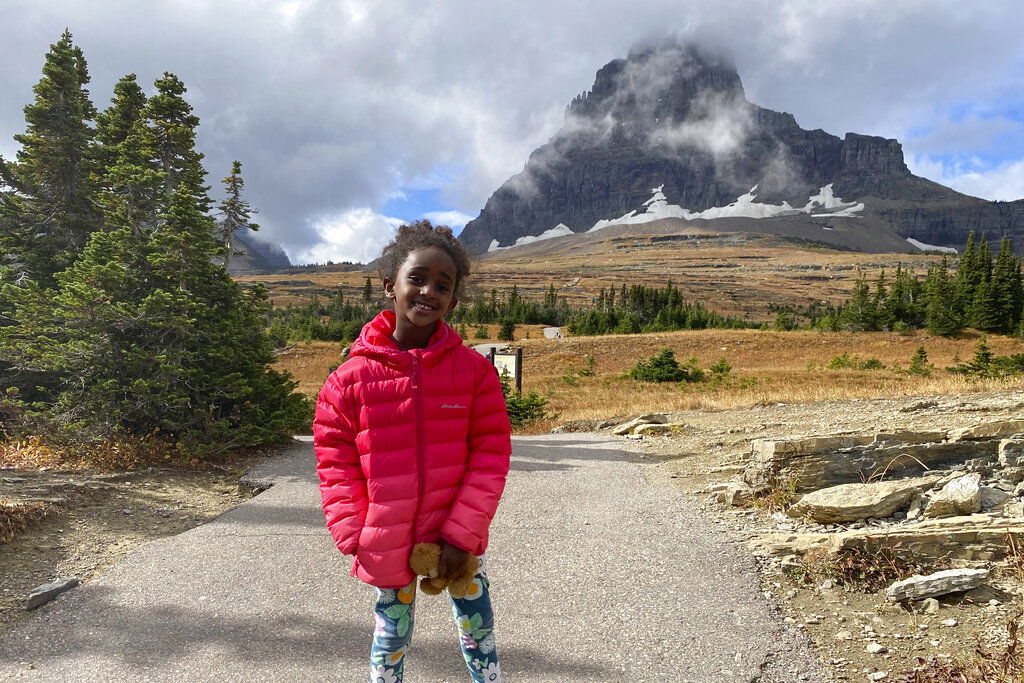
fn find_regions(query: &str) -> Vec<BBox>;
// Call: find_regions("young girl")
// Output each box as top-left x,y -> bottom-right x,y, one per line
313,220 -> 511,683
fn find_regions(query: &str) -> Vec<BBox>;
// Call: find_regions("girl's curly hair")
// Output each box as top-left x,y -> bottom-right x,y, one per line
376,220 -> 471,298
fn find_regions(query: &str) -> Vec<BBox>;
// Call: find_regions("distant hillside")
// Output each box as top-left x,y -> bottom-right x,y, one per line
227,229 -> 292,275
459,40 -> 1024,255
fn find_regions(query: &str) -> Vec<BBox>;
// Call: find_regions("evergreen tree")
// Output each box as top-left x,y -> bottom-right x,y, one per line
954,231 -> 979,317
839,271 -> 878,331
216,161 -> 260,271
99,72 -> 207,236
990,237 -> 1023,333
924,257 -> 960,336
0,30 -> 99,285
92,74 -> 147,183
969,272 -> 1000,332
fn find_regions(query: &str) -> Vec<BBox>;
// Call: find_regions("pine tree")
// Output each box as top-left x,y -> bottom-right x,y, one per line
954,231 -> 978,317
924,257 -> 960,336
990,237 -> 1023,333
0,66 -> 309,451
99,72 -> 207,237
0,30 -> 99,285
92,74 -> 147,183
840,271 -> 878,331
216,161 -> 260,271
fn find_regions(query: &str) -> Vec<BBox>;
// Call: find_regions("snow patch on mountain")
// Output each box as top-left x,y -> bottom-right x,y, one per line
486,184 -> 865,251
488,224 -> 574,252
906,237 -> 958,254
589,184 -> 864,233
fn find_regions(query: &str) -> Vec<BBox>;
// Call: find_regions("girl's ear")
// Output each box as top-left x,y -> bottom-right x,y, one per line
382,278 -> 396,299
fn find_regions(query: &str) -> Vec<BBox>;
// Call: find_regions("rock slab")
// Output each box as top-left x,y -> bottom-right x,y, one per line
27,577 -> 79,610
886,569 -> 989,602
788,475 -> 942,523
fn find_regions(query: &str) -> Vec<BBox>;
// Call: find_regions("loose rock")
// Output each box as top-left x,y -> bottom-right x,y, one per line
26,577 -> 79,610
923,474 -> 982,518
885,568 -> 989,602
787,475 -> 941,523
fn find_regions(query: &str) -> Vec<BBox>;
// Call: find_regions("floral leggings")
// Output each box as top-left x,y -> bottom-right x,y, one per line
369,557 -> 501,683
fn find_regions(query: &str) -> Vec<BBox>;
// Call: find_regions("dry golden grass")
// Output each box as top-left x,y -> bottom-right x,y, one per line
276,328 -> 1024,425
238,233 -> 948,322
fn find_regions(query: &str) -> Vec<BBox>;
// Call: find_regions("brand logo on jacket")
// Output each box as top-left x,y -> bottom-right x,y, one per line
441,404 -> 468,409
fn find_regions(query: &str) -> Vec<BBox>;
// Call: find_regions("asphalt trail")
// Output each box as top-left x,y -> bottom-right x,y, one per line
0,434 -> 823,682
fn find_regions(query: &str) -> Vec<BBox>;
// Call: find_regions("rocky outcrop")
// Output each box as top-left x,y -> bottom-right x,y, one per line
743,432 -> 988,493
460,40 -> 1024,255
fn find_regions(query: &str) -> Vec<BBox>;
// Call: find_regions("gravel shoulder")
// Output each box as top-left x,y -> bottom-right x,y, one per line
631,387 -> 1024,681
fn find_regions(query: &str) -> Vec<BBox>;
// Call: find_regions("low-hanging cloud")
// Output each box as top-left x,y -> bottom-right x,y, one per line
1,0 -> 1022,263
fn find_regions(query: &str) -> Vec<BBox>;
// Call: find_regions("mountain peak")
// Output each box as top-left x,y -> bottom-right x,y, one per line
459,44 -> 1024,256
566,40 -> 744,127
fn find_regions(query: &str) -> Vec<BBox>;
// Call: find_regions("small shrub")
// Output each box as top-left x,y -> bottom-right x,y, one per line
629,348 -> 686,383
774,312 -> 798,331
790,544 -> 950,593
749,478 -> 798,513
497,320 -> 515,342
709,357 -> 732,376
473,324 -> 488,340
827,352 -> 885,370
579,354 -> 596,377
906,346 -> 934,376
499,370 -> 548,427
949,337 -> 1024,378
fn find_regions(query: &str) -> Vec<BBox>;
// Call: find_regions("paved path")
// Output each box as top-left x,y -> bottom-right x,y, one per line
0,434 -> 823,682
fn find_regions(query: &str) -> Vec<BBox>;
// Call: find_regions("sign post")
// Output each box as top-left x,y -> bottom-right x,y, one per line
489,347 -> 523,393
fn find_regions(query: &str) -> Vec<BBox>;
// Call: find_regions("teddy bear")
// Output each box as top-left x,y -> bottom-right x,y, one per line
409,542 -> 480,598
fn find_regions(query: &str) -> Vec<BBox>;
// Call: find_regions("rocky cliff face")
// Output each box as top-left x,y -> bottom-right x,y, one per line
459,41 -> 1024,254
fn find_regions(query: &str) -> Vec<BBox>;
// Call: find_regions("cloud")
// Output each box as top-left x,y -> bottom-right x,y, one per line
288,208 -> 402,265
422,210 -> 474,230
908,155 -> 1024,202
1,1 -> 1022,262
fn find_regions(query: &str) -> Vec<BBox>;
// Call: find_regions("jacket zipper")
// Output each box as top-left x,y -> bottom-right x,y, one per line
410,354 -> 425,548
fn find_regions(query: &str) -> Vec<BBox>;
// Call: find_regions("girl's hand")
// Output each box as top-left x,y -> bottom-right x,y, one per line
438,539 -> 470,580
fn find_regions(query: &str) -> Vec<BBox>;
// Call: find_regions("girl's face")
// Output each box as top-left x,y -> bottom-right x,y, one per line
383,247 -> 459,341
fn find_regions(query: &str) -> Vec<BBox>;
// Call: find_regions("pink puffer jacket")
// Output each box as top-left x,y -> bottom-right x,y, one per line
313,310 -> 512,588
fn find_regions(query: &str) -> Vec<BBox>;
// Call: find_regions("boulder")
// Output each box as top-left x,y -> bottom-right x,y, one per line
788,475 -> 942,523
885,568 -> 989,602
924,474 -> 982,518
612,413 -> 668,436
949,420 -> 1024,442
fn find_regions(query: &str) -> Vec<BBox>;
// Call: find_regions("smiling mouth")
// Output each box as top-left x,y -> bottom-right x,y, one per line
413,302 -> 437,312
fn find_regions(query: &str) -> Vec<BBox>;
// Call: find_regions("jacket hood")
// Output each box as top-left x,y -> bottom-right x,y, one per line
350,309 -> 463,366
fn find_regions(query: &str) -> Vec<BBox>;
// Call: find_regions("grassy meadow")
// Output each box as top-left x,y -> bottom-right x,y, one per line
275,326 -> 1024,434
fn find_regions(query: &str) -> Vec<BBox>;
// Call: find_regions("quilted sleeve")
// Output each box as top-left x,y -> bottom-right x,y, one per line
440,356 -> 512,555
313,371 -> 368,555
